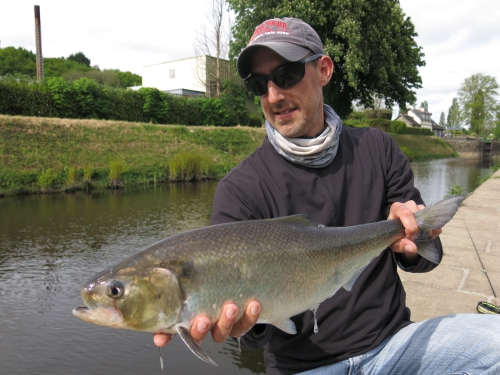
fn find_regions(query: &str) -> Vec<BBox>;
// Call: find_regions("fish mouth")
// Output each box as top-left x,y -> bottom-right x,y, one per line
72,305 -> 127,329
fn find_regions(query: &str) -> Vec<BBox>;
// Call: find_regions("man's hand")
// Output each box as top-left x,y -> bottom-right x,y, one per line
153,301 -> 261,347
388,201 -> 442,266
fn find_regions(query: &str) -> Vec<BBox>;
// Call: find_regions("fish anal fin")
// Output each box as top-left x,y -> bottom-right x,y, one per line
271,318 -> 297,335
175,325 -> 218,366
343,265 -> 368,292
414,238 -> 440,264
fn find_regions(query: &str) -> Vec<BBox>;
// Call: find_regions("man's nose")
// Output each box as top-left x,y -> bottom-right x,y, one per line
266,81 -> 285,104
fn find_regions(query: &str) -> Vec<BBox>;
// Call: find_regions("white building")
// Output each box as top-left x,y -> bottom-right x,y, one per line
132,55 -> 243,97
397,106 -> 444,137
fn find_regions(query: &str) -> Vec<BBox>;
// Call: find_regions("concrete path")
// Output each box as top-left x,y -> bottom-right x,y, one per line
400,168 -> 500,321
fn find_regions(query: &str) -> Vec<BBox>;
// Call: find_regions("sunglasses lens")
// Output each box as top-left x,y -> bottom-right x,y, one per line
245,76 -> 268,96
245,61 -> 307,96
274,63 -> 305,88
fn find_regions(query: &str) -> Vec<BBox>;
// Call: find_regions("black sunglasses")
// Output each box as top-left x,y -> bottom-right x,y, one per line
244,53 -> 324,96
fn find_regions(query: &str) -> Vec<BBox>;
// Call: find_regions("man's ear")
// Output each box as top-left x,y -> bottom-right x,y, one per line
318,56 -> 334,87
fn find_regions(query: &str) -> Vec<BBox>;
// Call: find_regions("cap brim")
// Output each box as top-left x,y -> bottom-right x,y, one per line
237,42 -> 311,79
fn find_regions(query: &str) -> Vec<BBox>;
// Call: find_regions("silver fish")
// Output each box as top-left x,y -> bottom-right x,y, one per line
73,195 -> 465,365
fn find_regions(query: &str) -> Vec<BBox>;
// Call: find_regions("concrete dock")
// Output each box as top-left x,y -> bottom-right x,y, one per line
400,168 -> 500,321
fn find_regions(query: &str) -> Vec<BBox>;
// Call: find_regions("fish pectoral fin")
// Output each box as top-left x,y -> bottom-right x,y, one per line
343,265 -> 368,292
175,325 -> 218,366
271,319 -> 297,335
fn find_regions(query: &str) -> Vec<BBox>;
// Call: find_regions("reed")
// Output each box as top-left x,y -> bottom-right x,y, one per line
109,159 -> 128,188
169,151 -> 211,181
38,169 -> 58,193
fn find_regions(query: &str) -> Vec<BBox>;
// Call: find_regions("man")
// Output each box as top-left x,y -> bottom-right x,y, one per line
155,17 -> 500,374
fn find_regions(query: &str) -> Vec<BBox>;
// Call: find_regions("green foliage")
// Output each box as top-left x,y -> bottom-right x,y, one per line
168,151 -> 211,181
447,97 -> 461,128
220,81 -> 251,126
201,97 -> 228,126
458,73 -> 499,136
37,169 -> 58,192
46,77 -> 77,118
138,87 -> 169,124
0,77 -> 56,117
109,159 -> 128,187
248,114 -> 263,127
420,100 -> 429,111
439,112 -> 446,127
0,46 -> 36,76
67,52 -> 91,67
445,184 -> 463,198
364,109 -> 392,120
389,120 -> 407,134
369,118 -> 391,132
73,77 -> 105,118
228,0 -> 425,118
43,57 -> 92,77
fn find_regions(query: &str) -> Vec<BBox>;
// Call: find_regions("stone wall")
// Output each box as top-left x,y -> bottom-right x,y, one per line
445,139 -> 500,157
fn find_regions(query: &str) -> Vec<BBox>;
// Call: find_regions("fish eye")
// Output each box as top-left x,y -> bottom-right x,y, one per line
106,280 -> 124,299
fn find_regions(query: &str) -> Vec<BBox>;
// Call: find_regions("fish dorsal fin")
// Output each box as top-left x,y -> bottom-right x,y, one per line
343,265 -> 368,292
175,325 -> 218,366
270,214 -> 318,228
270,318 -> 297,334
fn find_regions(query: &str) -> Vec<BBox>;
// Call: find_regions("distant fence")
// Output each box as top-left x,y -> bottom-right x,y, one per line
445,139 -> 500,157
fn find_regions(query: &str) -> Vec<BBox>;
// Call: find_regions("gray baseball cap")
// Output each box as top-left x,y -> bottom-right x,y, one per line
236,17 -> 324,79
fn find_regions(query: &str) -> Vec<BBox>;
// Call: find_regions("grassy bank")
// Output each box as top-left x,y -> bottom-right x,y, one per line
392,134 -> 458,161
0,115 -> 265,195
0,115 -> 457,196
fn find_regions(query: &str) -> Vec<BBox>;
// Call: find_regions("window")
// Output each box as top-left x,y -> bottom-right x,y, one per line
169,69 -> 175,79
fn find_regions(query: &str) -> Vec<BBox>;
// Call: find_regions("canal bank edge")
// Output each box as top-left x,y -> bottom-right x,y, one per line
399,167 -> 500,321
0,115 -> 463,196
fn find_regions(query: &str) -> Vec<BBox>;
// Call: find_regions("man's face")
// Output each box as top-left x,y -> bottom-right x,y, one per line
249,47 -> 332,138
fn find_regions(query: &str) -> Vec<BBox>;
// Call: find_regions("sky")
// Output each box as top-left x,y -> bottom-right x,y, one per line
0,0 -> 499,121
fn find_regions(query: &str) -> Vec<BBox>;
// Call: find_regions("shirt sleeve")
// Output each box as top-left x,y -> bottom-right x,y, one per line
382,131 -> 443,273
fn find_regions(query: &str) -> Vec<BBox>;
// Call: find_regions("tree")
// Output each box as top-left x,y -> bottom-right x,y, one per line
0,46 -> 36,76
458,73 -> 499,135
68,52 -> 91,67
420,101 -> 428,111
227,0 -> 425,118
447,98 -> 461,128
193,0 -> 232,98
439,112 -> 445,127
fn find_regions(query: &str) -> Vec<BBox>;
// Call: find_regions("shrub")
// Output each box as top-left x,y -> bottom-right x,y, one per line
369,118 -> 391,132
138,87 -> 169,124
248,114 -> 263,127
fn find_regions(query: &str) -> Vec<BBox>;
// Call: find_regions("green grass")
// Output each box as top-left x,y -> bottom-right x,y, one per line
0,115 -> 265,195
392,134 -> 458,160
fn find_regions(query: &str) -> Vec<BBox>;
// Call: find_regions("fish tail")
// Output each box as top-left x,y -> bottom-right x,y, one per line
413,195 -> 466,263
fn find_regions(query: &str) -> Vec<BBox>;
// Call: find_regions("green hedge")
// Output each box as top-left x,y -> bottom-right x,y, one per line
368,118 -> 433,135
0,76 -> 259,127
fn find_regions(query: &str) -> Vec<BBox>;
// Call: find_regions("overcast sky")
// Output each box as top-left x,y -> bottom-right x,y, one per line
1,0 -> 498,121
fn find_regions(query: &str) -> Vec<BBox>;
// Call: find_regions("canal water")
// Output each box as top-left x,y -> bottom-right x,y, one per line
0,157 -> 496,374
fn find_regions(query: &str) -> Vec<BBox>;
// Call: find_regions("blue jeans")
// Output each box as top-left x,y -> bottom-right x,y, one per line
298,314 -> 500,375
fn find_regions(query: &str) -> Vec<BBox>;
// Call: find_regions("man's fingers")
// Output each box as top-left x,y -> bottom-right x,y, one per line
191,315 -> 212,344
154,333 -> 172,347
211,304 -> 239,343
229,301 -> 261,338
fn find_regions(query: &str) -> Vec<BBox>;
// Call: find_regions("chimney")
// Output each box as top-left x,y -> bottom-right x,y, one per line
34,5 -> 44,80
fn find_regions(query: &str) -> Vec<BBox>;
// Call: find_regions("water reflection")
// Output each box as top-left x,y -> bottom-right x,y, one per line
411,157 -> 497,204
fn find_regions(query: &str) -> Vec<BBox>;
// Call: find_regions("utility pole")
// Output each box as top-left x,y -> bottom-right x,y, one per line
34,5 -> 44,80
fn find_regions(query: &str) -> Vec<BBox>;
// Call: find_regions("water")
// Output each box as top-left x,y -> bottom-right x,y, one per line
411,157 -> 496,204
0,157 -> 495,374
